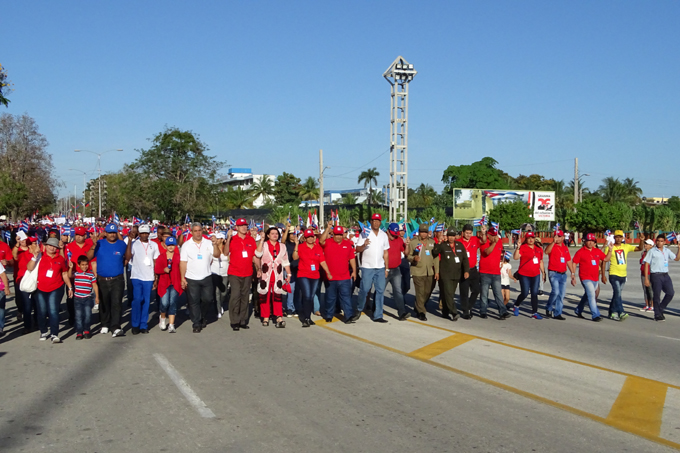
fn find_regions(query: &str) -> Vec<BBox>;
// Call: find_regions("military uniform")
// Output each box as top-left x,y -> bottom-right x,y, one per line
408,229 -> 439,318
434,233 -> 470,319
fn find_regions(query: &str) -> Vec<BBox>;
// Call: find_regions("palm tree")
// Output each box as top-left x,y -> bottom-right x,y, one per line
225,187 -> 254,209
249,175 -> 275,204
341,193 -> 358,205
358,167 -> 380,206
372,190 -> 385,205
299,176 -> 319,201
621,177 -> 643,205
597,177 -> 626,203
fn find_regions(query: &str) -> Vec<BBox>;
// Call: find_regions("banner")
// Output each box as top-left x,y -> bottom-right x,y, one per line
453,188 -> 555,222
533,192 -> 555,221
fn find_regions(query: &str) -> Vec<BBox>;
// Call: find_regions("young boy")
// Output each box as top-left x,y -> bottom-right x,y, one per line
500,252 -> 517,308
68,256 -> 99,340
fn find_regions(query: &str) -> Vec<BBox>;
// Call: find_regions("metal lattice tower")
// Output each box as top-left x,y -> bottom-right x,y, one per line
383,56 -> 416,223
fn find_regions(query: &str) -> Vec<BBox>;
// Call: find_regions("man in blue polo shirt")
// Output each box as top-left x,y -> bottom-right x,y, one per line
644,233 -> 680,322
88,224 -> 127,337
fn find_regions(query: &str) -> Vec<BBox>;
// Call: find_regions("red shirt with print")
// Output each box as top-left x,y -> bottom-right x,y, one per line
518,243 -> 543,277
297,242 -> 326,279
573,246 -> 606,281
65,239 -> 94,267
548,244 -> 571,273
37,253 -> 68,292
387,236 -> 405,269
227,234 -> 257,277
479,240 -> 503,275
321,239 -> 355,281
457,236 -> 481,268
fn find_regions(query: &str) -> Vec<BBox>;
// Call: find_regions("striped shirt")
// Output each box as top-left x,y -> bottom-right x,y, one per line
74,271 -> 96,298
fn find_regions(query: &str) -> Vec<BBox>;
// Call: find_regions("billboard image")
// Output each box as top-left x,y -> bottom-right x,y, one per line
453,189 -> 555,221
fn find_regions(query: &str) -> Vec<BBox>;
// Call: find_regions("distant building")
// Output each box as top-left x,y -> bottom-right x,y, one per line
643,197 -> 668,206
217,168 -> 275,208
300,188 -> 388,207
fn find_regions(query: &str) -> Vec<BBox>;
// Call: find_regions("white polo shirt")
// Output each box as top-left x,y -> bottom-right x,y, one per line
180,238 -> 214,280
356,229 -> 390,269
130,239 -> 160,281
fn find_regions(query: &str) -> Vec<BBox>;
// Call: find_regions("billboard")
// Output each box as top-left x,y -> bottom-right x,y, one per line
452,189 -> 555,222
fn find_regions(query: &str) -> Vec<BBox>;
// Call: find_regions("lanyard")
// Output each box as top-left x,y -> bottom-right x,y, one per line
141,241 -> 150,256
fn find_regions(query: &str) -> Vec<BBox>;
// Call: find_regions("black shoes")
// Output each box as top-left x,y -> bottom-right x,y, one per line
545,310 -> 553,318
348,313 -> 361,323
499,312 -> 511,320
593,316 -> 603,322
131,327 -> 140,335
308,320 -> 315,326
417,313 -> 427,321
451,313 -> 460,321
240,325 -> 250,329
441,313 -> 451,321
201,321 -> 208,329
193,327 -> 202,333
461,312 -> 472,320
344,318 -> 356,324
373,318 -> 388,323
480,313 -> 488,319
398,313 -> 411,321
655,316 -> 665,322
553,315 -> 566,320
84,333 -> 92,339
231,325 -> 240,331
140,329 -> 149,334
324,318 -> 333,323
301,319 -> 310,328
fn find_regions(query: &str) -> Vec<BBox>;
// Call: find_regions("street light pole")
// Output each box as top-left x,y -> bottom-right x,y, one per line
74,149 -> 123,218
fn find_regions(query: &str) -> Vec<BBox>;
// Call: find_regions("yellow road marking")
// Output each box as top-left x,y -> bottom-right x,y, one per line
320,323 -> 680,451
314,316 -> 339,325
408,334 -> 474,360
606,376 -> 668,437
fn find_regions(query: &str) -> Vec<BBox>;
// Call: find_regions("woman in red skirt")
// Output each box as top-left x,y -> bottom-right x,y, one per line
255,226 -> 291,328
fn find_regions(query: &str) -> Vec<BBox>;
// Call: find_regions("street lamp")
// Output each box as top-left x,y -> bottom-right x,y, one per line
74,149 -> 123,218
68,168 -> 91,219
580,174 -> 590,203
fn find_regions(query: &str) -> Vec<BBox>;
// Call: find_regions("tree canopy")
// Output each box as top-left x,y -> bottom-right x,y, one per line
441,157 -> 511,194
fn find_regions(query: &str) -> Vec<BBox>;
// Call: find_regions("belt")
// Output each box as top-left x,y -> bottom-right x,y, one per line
651,272 -> 668,275
98,274 -> 123,281
549,270 -> 566,274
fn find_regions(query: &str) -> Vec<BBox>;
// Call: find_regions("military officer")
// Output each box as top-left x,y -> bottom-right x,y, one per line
408,224 -> 439,321
434,228 -> 470,321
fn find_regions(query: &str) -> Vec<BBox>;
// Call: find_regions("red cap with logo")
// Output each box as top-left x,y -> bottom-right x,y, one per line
554,230 -> 564,237
525,231 -> 535,238
585,233 -> 596,241
333,226 -> 343,235
304,229 -> 315,238
488,228 -> 498,236
75,227 -> 87,236
371,213 -> 382,221
235,218 -> 248,226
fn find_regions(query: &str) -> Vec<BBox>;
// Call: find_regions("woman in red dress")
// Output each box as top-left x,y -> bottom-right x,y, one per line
255,227 -> 291,328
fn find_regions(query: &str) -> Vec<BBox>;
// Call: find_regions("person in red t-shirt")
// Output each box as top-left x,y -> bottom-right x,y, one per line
544,230 -> 574,320
383,223 -> 410,320
320,223 -> 356,323
479,228 -> 511,319
64,227 -> 94,328
512,231 -> 546,319
457,224 -> 484,316
572,233 -> 611,321
293,229 -> 332,327
26,237 -> 73,343
225,218 -> 257,331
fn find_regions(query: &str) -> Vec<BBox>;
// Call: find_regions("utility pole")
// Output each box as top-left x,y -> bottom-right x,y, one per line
574,158 -> 579,244
319,149 -> 324,228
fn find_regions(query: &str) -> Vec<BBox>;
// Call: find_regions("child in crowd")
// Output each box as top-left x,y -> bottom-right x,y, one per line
500,253 -> 517,308
68,256 -> 98,340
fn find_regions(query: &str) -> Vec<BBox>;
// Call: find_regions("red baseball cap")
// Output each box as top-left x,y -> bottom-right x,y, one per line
585,233 -> 596,241
487,228 -> 498,236
554,230 -> 564,237
75,227 -> 87,236
304,229 -> 315,238
333,226 -> 344,235
525,231 -> 535,238
371,213 -> 382,221
235,218 -> 248,226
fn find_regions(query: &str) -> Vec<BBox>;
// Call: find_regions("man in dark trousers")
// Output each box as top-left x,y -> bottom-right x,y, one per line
434,228 -> 469,321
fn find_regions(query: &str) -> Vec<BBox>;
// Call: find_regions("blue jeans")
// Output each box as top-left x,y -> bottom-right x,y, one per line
386,268 -> 407,317
20,290 -> 37,331
131,279 -> 153,329
608,275 -> 626,316
326,279 -> 353,319
36,287 -> 65,337
160,286 -> 179,316
516,274 -> 540,313
399,257 -> 411,295
547,271 -> 568,316
357,267 -> 386,320
74,294 -> 94,335
0,292 -> 5,331
576,279 -> 601,319
480,273 -> 508,315
298,277 -> 320,320
313,281 -> 322,313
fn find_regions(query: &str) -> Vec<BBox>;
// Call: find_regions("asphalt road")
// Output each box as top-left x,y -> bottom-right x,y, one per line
1,249 -> 679,452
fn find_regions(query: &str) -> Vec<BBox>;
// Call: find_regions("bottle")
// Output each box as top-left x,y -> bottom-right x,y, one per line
168,258 -> 172,270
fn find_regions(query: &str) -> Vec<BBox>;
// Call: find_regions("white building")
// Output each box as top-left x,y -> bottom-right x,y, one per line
218,168 -> 275,208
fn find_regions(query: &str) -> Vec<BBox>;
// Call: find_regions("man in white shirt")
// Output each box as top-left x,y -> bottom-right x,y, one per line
124,224 -> 160,334
354,213 -> 391,323
180,222 -> 221,333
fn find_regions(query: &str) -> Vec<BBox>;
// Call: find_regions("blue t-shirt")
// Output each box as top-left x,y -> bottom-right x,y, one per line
94,239 -> 127,277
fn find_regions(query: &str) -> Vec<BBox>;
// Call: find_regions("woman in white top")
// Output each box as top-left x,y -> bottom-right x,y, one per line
211,232 -> 229,318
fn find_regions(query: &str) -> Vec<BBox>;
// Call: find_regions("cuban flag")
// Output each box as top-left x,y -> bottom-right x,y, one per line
312,210 -> 319,229
553,223 -> 561,231
430,217 -> 436,224
287,212 -> 291,225
298,215 -> 304,228
184,213 -> 191,225
634,221 -> 641,230
3,231 -> 11,242
113,212 -> 121,224
435,223 -> 444,232
132,216 -> 142,225
358,221 -> 371,239
605,229 -> 612,237
211,215 -> 217,228
229,217 -> 235,225
249,219 -> 255,230
307,211 -> 312,228
491,221 -> 500,230
84,201 -> 91,208
511,229 -> 521,235
20,220 -> 29,232
667,232 -> 677,243
181,228 -> 191,240
504,251 -> 512,261
60,225 -> 72,236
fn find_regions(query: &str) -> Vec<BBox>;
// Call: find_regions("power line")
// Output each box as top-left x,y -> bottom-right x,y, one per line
325,148 -> 390,179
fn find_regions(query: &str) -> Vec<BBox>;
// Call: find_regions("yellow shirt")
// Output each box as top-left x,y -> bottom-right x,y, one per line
604,243 -> 637,277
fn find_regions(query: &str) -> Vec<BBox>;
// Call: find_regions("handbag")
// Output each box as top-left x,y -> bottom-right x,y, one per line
19,254 -> 40,293
282,282 -> 292,293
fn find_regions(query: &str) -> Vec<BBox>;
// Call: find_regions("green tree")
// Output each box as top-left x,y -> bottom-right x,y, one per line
358,167 -> 380,206
667,196 -> 680,213
0,64 -> 12,108
441,157 -> 511,195
225,187 -> 254,209
566,198 -> 632,233
341,193 -> 358,205
299,176 -> 319,201
273,172 -> 302,205
249,175 -> 275,204
488,200 -> 532,231
512,174 -> 556,191
621,178 -> 643,205
654,206 -> 676,232
128,126 -> 223,221
408,183 -> 437,208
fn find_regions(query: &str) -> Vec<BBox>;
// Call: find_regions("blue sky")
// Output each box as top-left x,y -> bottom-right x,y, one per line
3,1 -> 679,199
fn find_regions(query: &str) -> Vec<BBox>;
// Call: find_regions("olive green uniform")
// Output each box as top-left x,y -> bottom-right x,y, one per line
408,237 -> 439,315
433,241 -> 470,317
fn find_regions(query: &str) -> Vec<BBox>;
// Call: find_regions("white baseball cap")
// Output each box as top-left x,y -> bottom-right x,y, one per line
138,225 -> 151,233
645,239 -> 654,245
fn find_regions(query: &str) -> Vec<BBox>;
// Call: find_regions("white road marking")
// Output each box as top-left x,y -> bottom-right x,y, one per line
657,335 -> 680,342
153,353 -> 216,418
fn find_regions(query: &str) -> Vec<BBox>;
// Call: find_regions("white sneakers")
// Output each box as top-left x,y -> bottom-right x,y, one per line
217,307 -> 224,319
111,329 -> 124,338
100,327 -> 109,334
50,335 -> 61,344
168,324 -> 176,333
39,332 -> 50,341
159,316 -> 168,331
